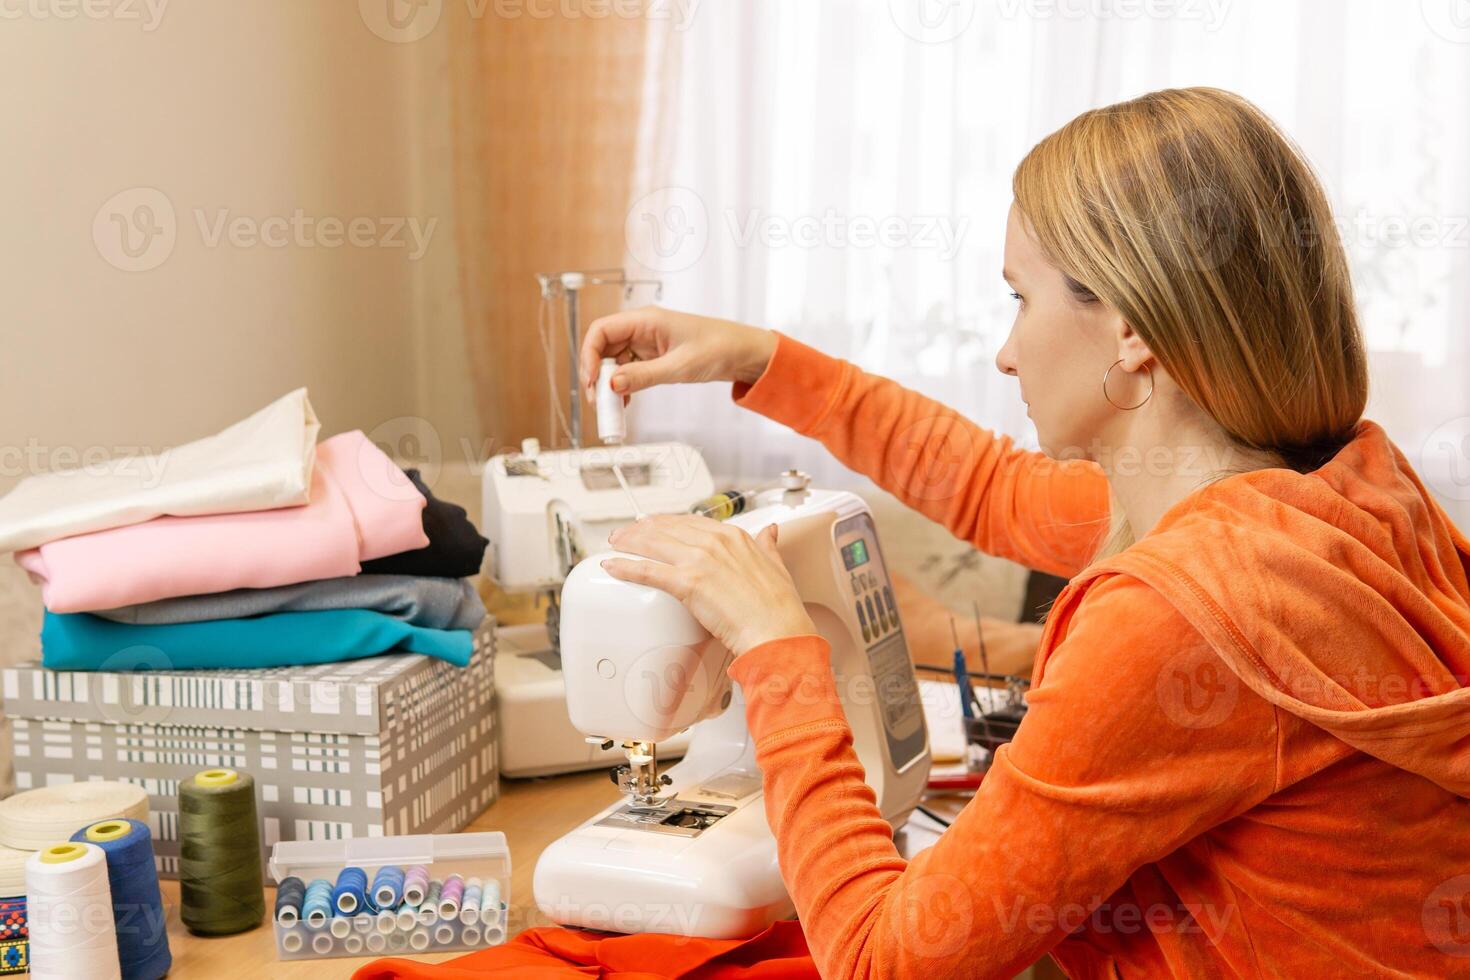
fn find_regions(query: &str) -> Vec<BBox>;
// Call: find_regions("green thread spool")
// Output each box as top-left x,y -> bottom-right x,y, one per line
179,768 -> 265,935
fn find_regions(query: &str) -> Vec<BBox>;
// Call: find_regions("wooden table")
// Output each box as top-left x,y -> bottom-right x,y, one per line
157,770 -> 616,978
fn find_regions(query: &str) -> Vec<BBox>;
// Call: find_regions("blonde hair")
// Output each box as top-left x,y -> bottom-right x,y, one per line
1013,87 -> 1368,478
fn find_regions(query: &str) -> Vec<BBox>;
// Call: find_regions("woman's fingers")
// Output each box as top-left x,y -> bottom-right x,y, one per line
599,556 -> 687,599
608,514 -> 704,560
580,308 -> 667,397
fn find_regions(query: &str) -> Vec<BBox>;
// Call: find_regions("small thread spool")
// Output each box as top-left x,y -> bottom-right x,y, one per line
342,934 -> 363,955
461,924 -> 483,946
375,909 -> 396,934
388,931 -> 408,952
597,356 -> 626,444
365,932 -> 386,954
479,879 -> 503,926
459,877 -> 483,925
281,931 -> 304,954
409,929 -> 431,952
332,866 -> 368,916
371,865 -> 404,910
71,818 -> 172,980
26,841 -> 121,979
329,916 -> 351,940
395,907 -> 418,932
274,876 -> 306,926
438,874 -> 465,920
302,879 -> 333,930
311,932 -> 333,955
433,922 -> 456,945
352,914 -> 372,934
418,881 -> 442,926
401,865 -> 429,907
178,769 -> 264,936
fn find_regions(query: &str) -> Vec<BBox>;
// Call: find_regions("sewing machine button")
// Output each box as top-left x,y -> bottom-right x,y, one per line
596,658 -> 616,679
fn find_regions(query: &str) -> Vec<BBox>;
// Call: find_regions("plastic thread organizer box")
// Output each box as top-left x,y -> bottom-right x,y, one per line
269,832 -> 510,960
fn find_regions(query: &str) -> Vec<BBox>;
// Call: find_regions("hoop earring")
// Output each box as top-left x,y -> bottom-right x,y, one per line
1102,359 -> 1154,411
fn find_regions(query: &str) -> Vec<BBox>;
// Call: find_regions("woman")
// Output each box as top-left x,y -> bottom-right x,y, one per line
580,88 -> 1470,978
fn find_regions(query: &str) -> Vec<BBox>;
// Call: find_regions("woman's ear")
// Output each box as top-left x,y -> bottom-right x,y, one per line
1115,319 -> 1156,372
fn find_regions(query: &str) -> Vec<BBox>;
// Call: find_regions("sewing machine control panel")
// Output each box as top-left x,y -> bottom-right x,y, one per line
834,513 -> 928,772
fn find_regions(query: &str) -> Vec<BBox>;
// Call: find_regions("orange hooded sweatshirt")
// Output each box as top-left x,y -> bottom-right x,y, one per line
725,334 -> 1470,979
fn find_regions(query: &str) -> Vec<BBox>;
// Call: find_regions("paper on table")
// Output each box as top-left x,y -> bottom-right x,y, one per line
918,677 -> 1013,764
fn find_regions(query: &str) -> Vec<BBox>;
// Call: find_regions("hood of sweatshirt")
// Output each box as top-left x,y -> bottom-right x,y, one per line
1073,420 -> 1470,797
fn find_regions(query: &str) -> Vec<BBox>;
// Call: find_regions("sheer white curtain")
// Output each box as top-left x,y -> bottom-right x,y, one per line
624,0 -> 1470,526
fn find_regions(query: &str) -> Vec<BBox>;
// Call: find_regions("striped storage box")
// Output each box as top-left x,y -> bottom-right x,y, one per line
1,621 -> 497,877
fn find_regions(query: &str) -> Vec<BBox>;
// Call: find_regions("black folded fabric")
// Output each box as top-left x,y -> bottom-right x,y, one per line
361,469 -> 488,578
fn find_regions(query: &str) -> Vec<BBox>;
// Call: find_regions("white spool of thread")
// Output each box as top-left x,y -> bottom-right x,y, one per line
365,932 -> 386,954
596,357 -> 626,445
329,916 -> 352,939
311,933 -> 333,955
408,929 -> 431,952
479,879 -> 503,926
342,934 -> 364,955
434,922 -> 456,945
26,841 -> 121,980
461,924 -> 483,947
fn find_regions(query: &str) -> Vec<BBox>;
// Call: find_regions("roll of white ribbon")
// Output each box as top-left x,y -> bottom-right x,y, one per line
0,843 -> 32,896
0,782 -> 148,852
26,841 -> 121,980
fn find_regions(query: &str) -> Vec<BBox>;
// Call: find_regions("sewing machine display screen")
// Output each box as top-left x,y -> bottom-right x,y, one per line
579,463 -> 651,490
834,514 -> 928,772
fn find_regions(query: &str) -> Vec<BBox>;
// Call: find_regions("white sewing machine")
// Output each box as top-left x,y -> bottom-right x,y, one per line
533,477 -> 931,938
483,437 -> 713,775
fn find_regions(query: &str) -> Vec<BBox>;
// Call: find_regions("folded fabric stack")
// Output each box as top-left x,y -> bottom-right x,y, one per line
1,390 -> 490,672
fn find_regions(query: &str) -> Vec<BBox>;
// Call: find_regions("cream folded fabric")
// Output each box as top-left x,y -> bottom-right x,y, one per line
0,387 -> 319,554
15,430 -> 428,613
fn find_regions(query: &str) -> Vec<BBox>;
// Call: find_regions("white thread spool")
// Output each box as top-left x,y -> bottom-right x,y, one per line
434,922 -> 456,945
388,932 -> 408,952
409,929 -> 431,952
479,879 -> 503,926
352,913 -> 373,933
596,357 -> 626,445
342,934 -> 363,955
375,909 -> 397,934
26,841 -> 121,979
281,931 -> 304,954
417,901 -> 437,927
459,876 -> 482,926
461,924 -> 483,946
329,916 -> 352,939
395,907 -> 417,931
365,932 -> 386,954
311,932 -> 333,955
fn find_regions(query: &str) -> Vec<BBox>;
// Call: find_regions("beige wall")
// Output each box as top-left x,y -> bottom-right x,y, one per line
0,5 -> 481,661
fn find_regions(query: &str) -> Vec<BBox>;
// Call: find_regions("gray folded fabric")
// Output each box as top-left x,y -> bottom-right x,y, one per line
94,574 -> 487,631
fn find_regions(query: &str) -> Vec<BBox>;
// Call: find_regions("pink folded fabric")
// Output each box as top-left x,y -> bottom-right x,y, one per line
16,431 -> 427,613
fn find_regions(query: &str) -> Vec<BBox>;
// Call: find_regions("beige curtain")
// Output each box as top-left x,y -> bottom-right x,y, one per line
448,4 -> 657,450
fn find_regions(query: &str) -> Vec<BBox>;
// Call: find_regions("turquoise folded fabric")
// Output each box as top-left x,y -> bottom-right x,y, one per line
41,609 -> 472,671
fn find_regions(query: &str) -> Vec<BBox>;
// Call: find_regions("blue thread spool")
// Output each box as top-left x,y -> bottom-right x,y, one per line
333,866 -> 369,915
371,865 -> 405,911
274,876 -> 306,926
71,819 -> 172,980
302,879 -> 334,930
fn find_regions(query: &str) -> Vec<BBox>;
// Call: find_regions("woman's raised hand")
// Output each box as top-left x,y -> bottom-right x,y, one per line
579,306 -> 777,401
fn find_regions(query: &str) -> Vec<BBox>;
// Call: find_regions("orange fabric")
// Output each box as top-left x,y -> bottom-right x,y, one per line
726,333 -> 1470,979
352,922 -> 817,980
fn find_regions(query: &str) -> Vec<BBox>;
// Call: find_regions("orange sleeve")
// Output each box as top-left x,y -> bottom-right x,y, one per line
733,333 -> 1111,578
728,576 -> 1279,980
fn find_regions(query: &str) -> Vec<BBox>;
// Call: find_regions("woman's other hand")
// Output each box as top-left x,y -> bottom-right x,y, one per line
579,306 -> 777,401
601,514 -> 816,656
